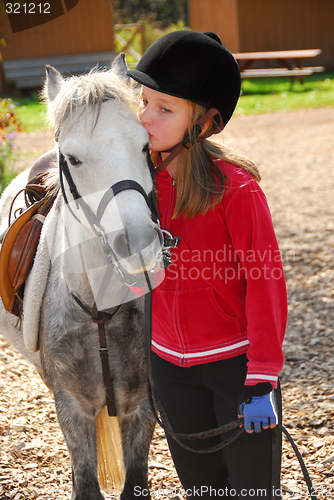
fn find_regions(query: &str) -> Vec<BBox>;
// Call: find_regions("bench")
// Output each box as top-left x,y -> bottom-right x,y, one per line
241,66 -> 324,79
234,49 -> 324,85
2,51 -> 115,89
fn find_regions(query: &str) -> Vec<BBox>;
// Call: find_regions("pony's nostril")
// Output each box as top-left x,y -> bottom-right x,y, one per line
113,226 -> 162,261
113,232 -> 131,259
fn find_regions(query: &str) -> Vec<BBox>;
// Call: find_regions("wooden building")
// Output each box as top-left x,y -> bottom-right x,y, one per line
189,0 -> 334,69
0,0 -> 115,89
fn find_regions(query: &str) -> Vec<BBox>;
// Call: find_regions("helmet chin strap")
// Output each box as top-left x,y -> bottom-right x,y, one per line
155,108 -> 223,175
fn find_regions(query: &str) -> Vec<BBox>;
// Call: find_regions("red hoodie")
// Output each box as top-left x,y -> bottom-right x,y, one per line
152,160 -> 287,388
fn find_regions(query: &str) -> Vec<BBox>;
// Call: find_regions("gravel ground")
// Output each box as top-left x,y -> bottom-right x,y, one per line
1,107 -> 334,499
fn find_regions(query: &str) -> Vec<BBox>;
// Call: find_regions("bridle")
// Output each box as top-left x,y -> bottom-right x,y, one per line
59,151 -> 164,287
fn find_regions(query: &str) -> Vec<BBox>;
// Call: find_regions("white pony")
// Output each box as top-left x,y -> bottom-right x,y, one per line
0,55 -> 163,499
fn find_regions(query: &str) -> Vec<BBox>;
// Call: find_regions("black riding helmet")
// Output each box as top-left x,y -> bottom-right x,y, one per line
127,30 -> 241,129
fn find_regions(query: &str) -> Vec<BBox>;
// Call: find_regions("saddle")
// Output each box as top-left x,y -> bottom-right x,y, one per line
0,172 -> 59,317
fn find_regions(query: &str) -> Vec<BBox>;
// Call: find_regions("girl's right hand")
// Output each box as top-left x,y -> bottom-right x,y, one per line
239,392 -> 278,433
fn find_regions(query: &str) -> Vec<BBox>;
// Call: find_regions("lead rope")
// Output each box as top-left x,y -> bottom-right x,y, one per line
279,425 -> 318,499
141,266 -> 318,499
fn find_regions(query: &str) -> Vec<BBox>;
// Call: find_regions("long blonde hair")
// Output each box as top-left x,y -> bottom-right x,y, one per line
152,102 -> 260,219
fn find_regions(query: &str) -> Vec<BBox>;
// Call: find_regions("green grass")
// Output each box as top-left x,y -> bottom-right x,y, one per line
3,20 -> 334,129
236,71 -> 334,115
0,166 -> 18,195
12,92 -> 48,132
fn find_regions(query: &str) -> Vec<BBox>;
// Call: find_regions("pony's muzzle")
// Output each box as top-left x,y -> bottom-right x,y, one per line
113,225 -> 162,272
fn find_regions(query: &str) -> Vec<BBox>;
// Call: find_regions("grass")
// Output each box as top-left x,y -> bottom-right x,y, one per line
12,92 -> 48,132
0,58 -> 333,195
0,165 -> 19,195
236,70 -> 334,115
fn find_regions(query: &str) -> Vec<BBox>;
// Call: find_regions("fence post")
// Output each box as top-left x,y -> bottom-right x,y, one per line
138,22 -> 145,54
114,23 -> 145,62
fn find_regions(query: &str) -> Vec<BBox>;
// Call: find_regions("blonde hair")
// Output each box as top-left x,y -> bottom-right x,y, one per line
152,102 -> 260,219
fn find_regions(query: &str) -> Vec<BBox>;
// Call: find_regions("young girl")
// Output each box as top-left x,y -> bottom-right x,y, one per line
128,31 -> 287,499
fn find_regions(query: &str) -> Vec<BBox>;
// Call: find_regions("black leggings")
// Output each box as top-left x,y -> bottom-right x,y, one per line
150,352 -> 282,500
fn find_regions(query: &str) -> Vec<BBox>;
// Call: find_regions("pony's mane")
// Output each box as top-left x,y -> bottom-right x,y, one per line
44,67 -> 136,139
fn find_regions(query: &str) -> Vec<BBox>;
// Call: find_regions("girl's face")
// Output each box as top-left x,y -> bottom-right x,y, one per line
137,86 -> 190,152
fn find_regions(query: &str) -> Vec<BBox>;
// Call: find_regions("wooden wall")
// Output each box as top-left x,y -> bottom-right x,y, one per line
189,0 -> 334,69
237,0 -> 334,68
0,0 -> 114,60
188,0 -> 240,52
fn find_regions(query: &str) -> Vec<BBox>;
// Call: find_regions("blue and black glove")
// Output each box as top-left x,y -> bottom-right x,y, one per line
238,383 -> 277,433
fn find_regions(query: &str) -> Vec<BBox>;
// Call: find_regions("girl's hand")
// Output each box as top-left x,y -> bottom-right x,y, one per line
238,393 -> 278,433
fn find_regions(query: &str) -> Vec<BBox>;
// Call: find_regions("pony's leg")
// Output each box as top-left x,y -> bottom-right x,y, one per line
54,389 -> 104,500
119,400 -> 155,500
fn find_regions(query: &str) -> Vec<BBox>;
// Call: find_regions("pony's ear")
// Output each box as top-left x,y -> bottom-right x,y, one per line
44,65 -> 64,102
111,53 -> 130,84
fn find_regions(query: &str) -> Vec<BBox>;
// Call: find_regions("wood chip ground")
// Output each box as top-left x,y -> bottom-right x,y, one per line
1,107 -> 334,499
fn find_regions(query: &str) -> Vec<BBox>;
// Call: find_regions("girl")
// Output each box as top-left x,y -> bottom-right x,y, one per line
128,31 -> 287,499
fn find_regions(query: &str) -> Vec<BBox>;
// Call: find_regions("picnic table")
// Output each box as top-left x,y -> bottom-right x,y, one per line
234,49 -> 324,82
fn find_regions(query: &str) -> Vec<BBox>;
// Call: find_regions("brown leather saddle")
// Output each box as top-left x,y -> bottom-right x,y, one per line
0,172 -> 59,317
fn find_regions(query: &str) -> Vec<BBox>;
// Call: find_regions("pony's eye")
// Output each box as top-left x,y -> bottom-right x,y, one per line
142,144 -> 149,155
68,155 -> 82,167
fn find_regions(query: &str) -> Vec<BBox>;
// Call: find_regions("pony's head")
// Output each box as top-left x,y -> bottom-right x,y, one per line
43,56 -> 163,307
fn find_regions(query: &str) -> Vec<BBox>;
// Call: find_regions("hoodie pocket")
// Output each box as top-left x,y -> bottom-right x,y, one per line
177,287 -> 241,350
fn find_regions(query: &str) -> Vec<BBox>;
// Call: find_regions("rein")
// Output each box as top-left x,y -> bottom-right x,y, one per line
143,270 -> 245,452
58,151 -> 157,416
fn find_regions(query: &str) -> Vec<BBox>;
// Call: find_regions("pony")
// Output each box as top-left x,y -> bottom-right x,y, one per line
0,55 -> 163,499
